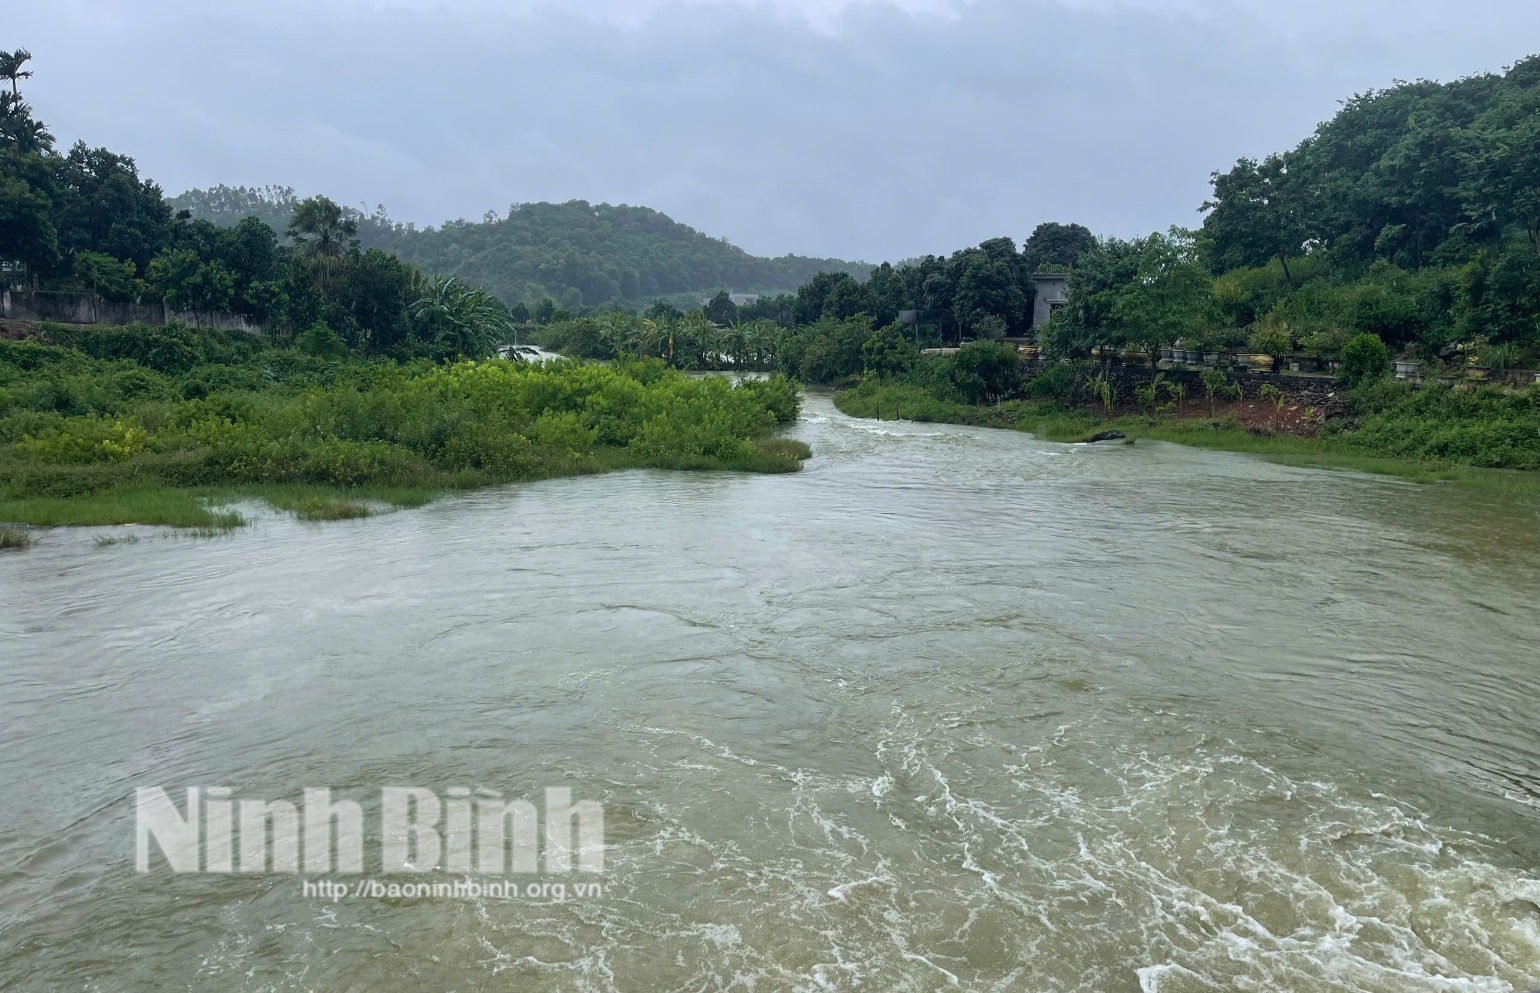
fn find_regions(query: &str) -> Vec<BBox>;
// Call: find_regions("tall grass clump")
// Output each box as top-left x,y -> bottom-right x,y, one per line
0,527 -> 36,550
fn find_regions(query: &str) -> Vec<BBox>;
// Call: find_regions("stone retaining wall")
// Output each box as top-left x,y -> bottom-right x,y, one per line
1022,361 -> 1353,415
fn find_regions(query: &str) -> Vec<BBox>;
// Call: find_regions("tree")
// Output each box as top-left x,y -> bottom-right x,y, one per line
1201,154 -> 1310,283
1044,237 -> 1143,361
53,142 -> 172,273
952,256 -> 1025,336
287,195 -> 358,291
0,50 -> 33,98
72,250 -> 137,300
0,92 -> 52,154
1022,222 -> 1096,273
794,270 -> 856,326
408,274 -> 511,359
0,173 -> 58,281
334,248 -> 418,351
703,290 -> 737,326
821,276 -> 873,321
1109,230 -> 1216,368
147,248 -> 236,311
1199,368 -> 1236,417
296,321 -> 348,359
786,316 -> 872,384
861,323 -> 918,377
1462,76 -> 1540,256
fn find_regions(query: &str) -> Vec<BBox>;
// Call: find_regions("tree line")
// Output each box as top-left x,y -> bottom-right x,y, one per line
169,187 -> 871,310
1047,53 -> 1540,375
0,52 -> 514,360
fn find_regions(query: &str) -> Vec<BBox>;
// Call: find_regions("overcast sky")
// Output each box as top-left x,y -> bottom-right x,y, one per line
12,0 -> 1540,262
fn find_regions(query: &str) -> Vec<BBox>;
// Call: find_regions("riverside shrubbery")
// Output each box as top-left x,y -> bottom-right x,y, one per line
835,346 -> 1540,476
0,329 -> 806,524
1345,381 -> 1540,470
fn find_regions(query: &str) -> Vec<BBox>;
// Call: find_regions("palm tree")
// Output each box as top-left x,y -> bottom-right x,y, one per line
0,91 -> 52,153
286,196 -> 357,291
0,50 -> 33,98
409,274 -> 510,359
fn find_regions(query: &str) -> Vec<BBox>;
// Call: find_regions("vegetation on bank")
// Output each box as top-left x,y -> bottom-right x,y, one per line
814,52 -> 1540,488
0,325 -> 807,529
1045,55 -> 1540,373
835,354 -> 1540,487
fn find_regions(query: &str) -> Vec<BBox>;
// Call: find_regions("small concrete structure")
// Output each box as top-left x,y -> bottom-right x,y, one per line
702,293 -> 761,308
1031,273 -> 1069,328
1395,360 -> 1422,383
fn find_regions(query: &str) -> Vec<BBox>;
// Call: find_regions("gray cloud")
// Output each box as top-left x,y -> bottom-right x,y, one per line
12,0 -> 1540,261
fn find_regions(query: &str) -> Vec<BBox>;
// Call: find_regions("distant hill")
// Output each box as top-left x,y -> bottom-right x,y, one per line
169,186 -> 870,308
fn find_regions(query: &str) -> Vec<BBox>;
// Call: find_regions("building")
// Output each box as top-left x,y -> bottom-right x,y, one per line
1031,273 -> 1069,329
700,293 -> 762,308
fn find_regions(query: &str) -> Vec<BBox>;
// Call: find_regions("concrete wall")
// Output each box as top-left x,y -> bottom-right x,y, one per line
1031,274 -> 1068,328
1,291 -> 263,334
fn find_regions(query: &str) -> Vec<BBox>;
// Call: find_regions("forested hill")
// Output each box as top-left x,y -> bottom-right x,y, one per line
168,187 -> 870,308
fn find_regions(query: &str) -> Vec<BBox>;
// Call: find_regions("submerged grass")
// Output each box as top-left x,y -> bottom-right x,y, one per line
0,440 -> 813,531
0,526 -> 36,549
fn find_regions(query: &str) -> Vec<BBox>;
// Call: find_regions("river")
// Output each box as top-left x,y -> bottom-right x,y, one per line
3,391 -> 1540,992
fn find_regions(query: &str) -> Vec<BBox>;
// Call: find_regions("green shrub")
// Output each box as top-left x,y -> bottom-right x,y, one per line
1348,384 -> 1540,470
297,322 -> 349,359
1339,333 -> 1390,387
18,416 -> 149,463
949,341 -> 1023,404
1023,362 -> 1079,403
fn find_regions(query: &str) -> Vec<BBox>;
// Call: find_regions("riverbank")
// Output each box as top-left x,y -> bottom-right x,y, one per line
0,328 -> 809,530
835,376 -> 1540,494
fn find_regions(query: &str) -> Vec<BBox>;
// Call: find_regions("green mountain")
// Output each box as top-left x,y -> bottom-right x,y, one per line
168,186 -> 870,309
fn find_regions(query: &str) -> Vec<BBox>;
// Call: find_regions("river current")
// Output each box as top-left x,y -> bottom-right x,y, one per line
3,391 -> 1540,992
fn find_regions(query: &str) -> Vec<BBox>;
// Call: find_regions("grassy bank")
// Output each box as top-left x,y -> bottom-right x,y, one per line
0,326 -> 809,529
836,375 -> 1540,493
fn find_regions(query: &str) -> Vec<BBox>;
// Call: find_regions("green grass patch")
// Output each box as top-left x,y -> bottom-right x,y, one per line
0,488 -> 246,528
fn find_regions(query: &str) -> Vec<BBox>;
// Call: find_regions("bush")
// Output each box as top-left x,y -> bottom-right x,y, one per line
1348,384 -> 1540,469
297,322 -> 349,359
1339,333 -> 1390,387
948,341 -> 1022,404
1023,362 -> 1079,403
18,416 -> 149,463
